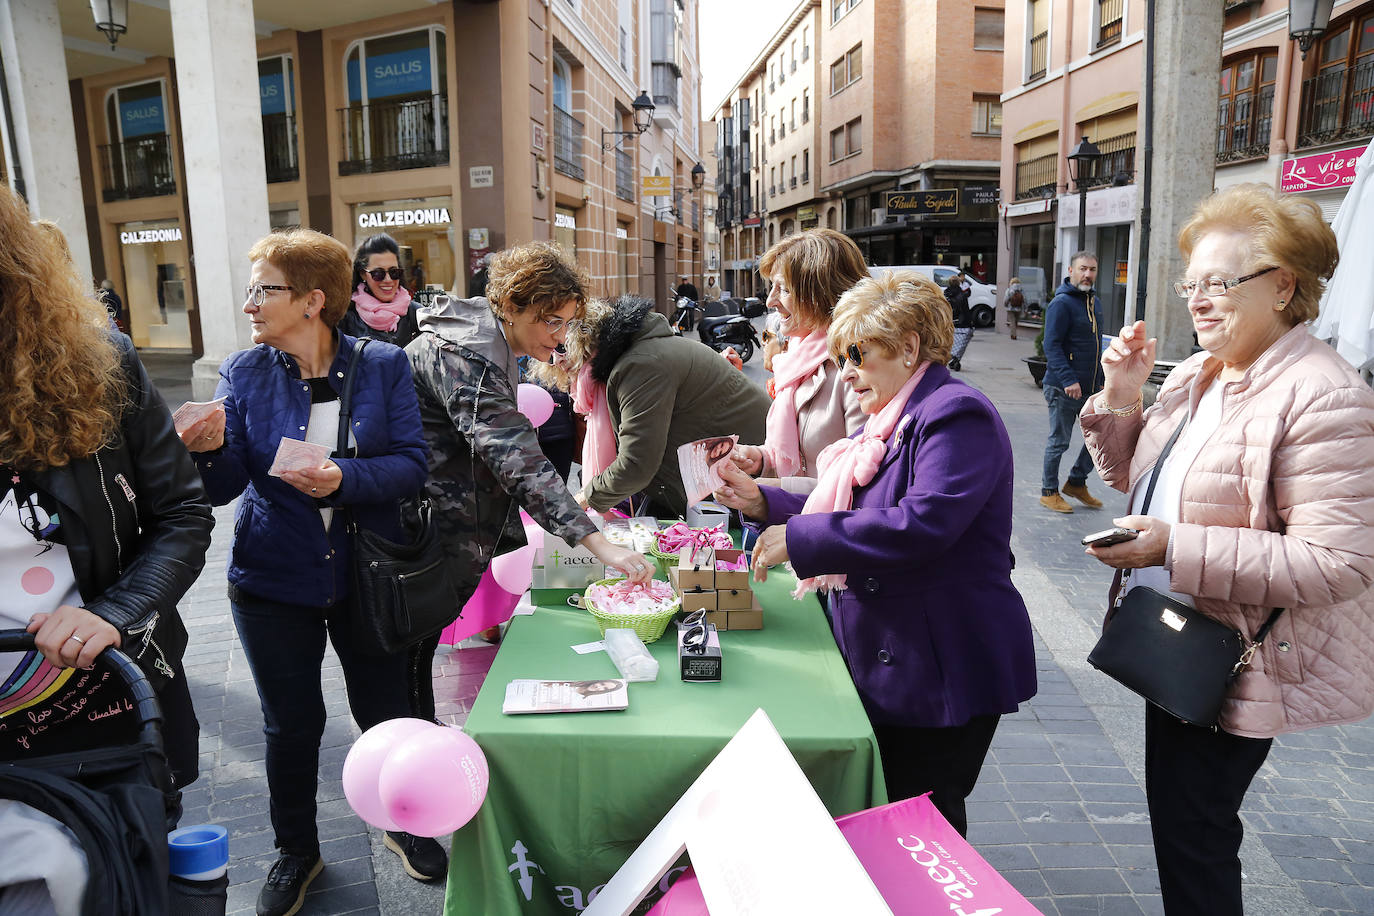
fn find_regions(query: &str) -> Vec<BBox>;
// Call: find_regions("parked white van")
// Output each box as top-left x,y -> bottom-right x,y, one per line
868,265 -> 997,328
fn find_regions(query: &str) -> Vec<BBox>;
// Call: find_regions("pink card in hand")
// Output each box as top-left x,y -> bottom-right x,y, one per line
268,438 -> 331,477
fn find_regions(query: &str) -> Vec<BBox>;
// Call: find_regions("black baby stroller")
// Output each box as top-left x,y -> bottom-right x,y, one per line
0,629 -> 223,916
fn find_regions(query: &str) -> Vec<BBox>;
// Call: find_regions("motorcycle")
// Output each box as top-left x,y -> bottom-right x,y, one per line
672,298 -> 759,363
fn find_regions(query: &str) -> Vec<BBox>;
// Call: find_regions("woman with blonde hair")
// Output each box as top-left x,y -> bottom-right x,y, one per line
1083,183 -> 1374,914
723,271 -> 1035,836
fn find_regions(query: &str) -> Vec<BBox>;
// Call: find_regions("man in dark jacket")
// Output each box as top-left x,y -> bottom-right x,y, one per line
675,276 -> 700,302
1040,252 -> 1104,513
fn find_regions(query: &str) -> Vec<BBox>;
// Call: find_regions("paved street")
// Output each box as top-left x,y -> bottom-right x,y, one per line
160,325 -> 1374,915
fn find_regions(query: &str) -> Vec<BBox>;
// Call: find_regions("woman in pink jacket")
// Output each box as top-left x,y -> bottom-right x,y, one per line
1081,183 -> 1374,916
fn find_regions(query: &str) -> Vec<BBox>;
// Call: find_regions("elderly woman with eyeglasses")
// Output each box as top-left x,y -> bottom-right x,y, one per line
1081,183 -> 1374,915
719,271 -> 1036,837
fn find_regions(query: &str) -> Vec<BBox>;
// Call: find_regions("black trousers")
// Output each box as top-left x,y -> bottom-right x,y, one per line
1145,703 -> 1273,916
872,713 -> 1001,837
407,631 -> 442,724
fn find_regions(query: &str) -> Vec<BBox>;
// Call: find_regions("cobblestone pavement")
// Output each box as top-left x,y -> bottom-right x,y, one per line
162,325 -> 1374,915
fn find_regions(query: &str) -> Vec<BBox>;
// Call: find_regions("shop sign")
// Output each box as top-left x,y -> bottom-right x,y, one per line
742,216 -> 761,227
555,212 -> 577,230
469,166 -> 494,188
347,46 -> 431,101
797,206 -> 816,221
120,226 -> 183,245
1280,144 -> 1365,193
357,207 -> 452,229
119,97 -> 166,139
259,70 -> 293,116
616,227 -> 629,240
468,228 -> 490,249
933,234 -> 951,247
962,186 -> 999,207
886,189 -> 958,216
642,175 -> 672,195
1056,184 -> 1138,228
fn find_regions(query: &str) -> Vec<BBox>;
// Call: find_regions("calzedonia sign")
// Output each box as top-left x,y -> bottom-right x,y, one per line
120,227 -> 183,245
356,207 -> 452,229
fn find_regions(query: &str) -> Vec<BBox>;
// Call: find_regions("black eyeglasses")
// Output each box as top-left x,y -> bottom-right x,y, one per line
367,267 -> 405,282
835,343 -> 866,369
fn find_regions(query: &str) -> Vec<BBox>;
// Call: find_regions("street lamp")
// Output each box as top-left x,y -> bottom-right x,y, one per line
90,0 -> 128,50
601,91 -> 656,152
691,162 -> 706,190
1289,0 -> 1335,60
1066,135 -> 1102,252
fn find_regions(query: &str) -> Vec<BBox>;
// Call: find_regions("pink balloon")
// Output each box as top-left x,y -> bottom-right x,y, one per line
490,544 -> 535,594
379,726 -> 490,837
517,383 -> 556,428
343,718 -> 439,831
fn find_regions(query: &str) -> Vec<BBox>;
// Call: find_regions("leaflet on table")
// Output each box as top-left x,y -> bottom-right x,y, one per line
501,679 -> 629,714
267,438 -> 332,477
677,435 -> 739,505
171,396 -> 227,435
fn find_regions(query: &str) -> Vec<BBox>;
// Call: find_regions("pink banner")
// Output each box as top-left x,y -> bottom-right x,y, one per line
1281,144 -> 1365,193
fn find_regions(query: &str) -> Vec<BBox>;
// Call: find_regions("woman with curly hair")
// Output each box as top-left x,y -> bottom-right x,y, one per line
0,186 -> 213,793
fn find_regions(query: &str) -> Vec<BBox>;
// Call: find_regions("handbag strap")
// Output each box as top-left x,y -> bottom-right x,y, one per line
336,338 -> 369,455
1137,414 -> 1188,516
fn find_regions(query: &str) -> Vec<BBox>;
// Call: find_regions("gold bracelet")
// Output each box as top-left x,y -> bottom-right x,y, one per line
1098,394 -> 1142,418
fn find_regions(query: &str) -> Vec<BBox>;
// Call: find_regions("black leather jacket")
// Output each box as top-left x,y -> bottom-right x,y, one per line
29,335 -> 213,687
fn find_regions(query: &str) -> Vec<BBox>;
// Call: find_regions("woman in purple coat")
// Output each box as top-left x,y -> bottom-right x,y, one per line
719,271 -> 1037,835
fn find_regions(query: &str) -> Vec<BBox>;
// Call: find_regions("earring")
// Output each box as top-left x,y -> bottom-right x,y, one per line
1276,299 -> 1287,310
903,359 -> 912,367
303,311 -> 311,319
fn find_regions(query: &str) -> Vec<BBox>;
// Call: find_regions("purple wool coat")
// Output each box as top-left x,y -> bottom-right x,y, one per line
760,365 -> 1037,729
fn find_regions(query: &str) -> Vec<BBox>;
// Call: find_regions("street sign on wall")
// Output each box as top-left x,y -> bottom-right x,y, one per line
642,175 -> 672,195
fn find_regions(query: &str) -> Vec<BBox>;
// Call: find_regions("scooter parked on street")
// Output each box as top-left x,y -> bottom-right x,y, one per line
671,298 -> 760,363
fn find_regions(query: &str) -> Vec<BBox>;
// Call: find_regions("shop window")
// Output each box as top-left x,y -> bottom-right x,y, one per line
973,95 -> 1003,136
260,55 -> 298,183
1217,51 -> 1276,162
352,197 -> 456,295
974,8 -> 1004,51
118,219 -> 192,350
1297,10 -> 1374,148
554,207 -> 579,261
341,26 -> 449,174
101,81 -> 175,201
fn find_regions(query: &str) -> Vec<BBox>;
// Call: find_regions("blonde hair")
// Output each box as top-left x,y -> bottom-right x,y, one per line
828,270 -> 953,367
485,242 -> 589,322
248,229 -> 353,327
757,228 -> 869,330
0,189 -> 124,469
1178,183 -> 1338,324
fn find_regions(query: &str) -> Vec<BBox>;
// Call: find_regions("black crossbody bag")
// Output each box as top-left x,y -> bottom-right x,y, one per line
1087,414 -> 1284,727
337,339 -> 462,654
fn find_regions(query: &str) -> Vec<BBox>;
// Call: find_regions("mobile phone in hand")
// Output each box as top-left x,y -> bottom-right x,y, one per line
1081,527 -> 1140,548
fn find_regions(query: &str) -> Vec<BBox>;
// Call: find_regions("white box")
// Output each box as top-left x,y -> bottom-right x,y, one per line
532,539 -> 606,588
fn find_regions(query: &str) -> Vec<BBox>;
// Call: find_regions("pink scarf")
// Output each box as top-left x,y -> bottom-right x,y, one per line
792,362 -> 930,597
571,362 -> 617,478
760,329 -> 832,477
352,283 -> 412,333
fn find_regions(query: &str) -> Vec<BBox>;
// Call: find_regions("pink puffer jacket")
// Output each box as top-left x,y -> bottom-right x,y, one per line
1081,325 -> 1374,738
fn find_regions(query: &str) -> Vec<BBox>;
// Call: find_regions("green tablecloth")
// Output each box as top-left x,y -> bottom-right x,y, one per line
443,572 -> 887,915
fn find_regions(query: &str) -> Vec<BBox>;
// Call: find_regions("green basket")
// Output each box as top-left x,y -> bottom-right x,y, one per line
580,576 -> 682,643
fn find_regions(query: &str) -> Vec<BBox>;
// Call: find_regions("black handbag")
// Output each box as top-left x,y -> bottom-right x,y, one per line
1087,415 -> 1284,727
337,339 -> 462,654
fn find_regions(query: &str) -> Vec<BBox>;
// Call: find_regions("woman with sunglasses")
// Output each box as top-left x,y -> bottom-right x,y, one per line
181,228 -> 443,914
403,243 -> 650,709
339,233 -> 419,348
721,271 -> 1036,838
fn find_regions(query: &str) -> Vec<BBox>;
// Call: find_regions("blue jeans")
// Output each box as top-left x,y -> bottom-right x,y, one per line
1042,385 -> 1095,494
231,589 -> 410,856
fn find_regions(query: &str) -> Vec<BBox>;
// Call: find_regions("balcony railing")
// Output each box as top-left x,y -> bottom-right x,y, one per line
1014,152 -> 1057,200
262,113 -> 298,183
553,106 -> 585,181
615,148 -> 634,201
779,121 -> 786,138
802,105 -> 810,124
769,184 -> 776,196
1216,85 -> 1274,163
802,46 -> 810,62
1083,131 -> 1137,187
99,134 -> 176,202
338,94 -> 448,175
1097,0 -> 1124,48
802,170 -> 809,184
1028,31 -> 1049,81
1297,57 -> 1374,149
790,176 -> 797,188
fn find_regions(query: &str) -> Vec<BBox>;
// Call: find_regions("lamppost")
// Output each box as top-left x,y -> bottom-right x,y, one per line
1288,0 -> 1336,60
600,91 -> 656,152
90,0 -> 129,50
1066,136 -> 1102,253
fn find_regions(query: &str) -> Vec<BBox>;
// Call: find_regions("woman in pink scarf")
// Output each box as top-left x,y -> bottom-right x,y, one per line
731,229 -> 868,494
339,233 -> 420,348
718,272 -> 1035,838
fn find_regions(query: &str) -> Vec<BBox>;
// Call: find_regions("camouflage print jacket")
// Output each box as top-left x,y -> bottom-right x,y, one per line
405,296 -> 596,596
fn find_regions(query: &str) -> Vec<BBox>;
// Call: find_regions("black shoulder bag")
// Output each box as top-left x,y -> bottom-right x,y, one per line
337,339 -> 462,654
1087,414 -> 1285,727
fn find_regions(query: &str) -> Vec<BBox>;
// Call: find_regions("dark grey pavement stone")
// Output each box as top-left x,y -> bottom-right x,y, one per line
1034,843 -> 1120,868
1041,867 -> 1131,895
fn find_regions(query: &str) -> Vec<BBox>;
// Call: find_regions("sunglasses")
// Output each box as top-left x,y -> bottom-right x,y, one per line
679,609 -> 710,655
834,343 -> 866,369
367,267 -> 405,282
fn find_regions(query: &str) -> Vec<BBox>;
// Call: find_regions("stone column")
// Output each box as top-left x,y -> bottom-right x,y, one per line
0,0 -> 93,285
1142,0 -> 1223,360
169,0 -> 269,399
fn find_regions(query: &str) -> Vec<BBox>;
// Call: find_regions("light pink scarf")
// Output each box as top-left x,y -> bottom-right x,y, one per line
792,361 -> 930,597
760,329 -> 832,477
571,362 -> 617,478
352,283 -> 412,333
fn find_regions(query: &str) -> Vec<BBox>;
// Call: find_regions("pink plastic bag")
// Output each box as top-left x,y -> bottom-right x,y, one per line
647,793 -> 1041,915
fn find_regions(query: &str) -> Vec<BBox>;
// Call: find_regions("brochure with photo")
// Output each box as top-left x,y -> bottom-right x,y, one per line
502,679 -> 630,715
677,435 -> 739,506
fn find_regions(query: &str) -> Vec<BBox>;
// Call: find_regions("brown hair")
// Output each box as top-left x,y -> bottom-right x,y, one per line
247,229 -> 352,327
828,270 -> 953,367
757,228 -> 869,330
1178,183 -> 1338,324
484,241 -> 589,322
0,189 -> 124,469
526,297 -> 613,393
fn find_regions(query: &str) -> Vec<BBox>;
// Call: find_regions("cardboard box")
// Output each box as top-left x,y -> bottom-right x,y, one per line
676,546 -> 716,591
727,605 -> 764,630
714,548 -> 751,590
716,586 -> 754,610
705,610 -> 730,630
681,588 -> 717,614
